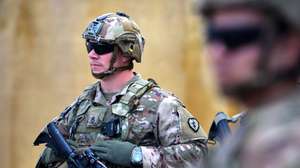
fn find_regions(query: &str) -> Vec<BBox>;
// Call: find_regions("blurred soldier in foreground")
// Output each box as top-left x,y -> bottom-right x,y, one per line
198,0 -> 300,167
35,12 -> 207,168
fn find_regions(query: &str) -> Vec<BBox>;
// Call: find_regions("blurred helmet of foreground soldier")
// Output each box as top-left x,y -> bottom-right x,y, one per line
35,12 -> 208,168
198,0 -> 300,168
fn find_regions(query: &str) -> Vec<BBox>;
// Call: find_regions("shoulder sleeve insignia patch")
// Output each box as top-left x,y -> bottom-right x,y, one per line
188,118 -> 199,132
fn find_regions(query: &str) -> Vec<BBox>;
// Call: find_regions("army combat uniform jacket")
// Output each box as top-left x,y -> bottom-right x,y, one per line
206,90 -> 300,168
37,74 -> 207,168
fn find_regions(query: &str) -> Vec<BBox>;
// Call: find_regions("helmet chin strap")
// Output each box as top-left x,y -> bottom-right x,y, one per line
92,45 -> 134,79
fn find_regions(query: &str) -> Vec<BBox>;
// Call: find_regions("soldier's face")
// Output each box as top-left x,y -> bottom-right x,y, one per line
206,8 -> 264,94
88,49 -> 113,74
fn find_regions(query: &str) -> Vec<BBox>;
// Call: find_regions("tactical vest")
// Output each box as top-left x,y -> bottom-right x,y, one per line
58,78 -> 157,146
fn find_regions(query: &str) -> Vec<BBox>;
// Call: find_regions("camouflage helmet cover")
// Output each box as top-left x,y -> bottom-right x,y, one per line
82,12 -> 145,63
198,0 -> 300,31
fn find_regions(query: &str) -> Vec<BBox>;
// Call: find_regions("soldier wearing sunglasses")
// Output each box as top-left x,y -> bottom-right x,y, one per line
35,12 -> 208,168
198,0 -> 300,167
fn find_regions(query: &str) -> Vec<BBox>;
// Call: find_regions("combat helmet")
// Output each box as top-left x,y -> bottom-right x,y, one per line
198,0 -> 300,31
82,12 -> 145,78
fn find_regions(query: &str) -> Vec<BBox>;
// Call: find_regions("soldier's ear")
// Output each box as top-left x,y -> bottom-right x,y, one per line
119,51 -> 131,63
270,32 -> 300,70
115,50 -> 131,66
282,33 -> 300,63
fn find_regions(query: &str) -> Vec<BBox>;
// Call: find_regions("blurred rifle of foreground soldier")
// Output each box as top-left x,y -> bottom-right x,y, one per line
208,112 -> 245,145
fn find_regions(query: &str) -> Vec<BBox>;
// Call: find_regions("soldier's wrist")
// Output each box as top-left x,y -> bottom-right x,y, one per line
131,146 -> 143,167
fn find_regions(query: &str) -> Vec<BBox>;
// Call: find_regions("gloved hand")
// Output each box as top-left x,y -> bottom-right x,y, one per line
90,140 -> 136,167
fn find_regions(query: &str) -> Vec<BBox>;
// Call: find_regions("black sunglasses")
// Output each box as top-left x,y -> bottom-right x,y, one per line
86,41 -> 114,55
207,25 -> 264,50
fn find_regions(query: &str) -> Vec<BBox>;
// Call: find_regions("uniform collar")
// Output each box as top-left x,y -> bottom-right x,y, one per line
93,73 -> 142,106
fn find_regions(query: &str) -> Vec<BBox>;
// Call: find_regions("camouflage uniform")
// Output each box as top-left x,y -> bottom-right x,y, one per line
206,90 -> 300,168
37,74 -> 207,168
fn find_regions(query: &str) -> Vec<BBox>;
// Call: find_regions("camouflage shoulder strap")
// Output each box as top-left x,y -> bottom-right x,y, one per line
112,79 -> 157,116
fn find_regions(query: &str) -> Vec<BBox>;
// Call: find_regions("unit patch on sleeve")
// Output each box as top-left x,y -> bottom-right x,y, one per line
188,118 -> 199,132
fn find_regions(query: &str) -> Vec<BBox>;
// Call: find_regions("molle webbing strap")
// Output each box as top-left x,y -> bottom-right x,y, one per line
112,79 -> 156,116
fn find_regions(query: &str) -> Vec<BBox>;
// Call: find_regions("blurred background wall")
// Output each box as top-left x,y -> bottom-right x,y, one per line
0,0 -> 239,167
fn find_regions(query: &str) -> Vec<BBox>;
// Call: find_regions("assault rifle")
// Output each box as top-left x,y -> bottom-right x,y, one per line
34,122 -> 107,168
